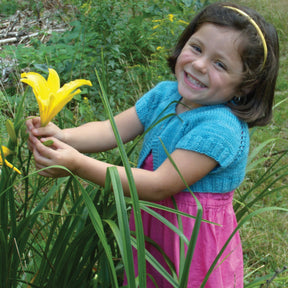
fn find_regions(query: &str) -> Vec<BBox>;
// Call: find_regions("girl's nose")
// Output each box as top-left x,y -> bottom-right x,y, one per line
192,57 -> 208,74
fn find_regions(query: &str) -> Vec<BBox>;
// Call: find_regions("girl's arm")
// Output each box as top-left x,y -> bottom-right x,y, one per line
31,136 -> 217,201
27,106 -> 144,153
63,106 -> 144,152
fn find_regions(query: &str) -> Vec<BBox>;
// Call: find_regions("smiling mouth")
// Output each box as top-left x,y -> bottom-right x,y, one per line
185,72 -> 207,89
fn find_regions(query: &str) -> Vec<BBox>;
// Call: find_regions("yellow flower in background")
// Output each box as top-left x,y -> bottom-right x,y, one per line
21,68 -> 92,126
168,14 -> 174,22
0,146 -> 21,174
178,19 -> 189,25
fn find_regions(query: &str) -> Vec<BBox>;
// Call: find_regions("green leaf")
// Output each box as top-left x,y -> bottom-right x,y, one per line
105,166 -> 136,288
79,180 -> 119,287
95,63 -> 146,287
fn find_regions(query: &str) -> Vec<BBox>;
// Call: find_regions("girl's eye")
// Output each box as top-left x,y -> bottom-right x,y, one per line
215,60 -> 227,70
191,44 -> 201,53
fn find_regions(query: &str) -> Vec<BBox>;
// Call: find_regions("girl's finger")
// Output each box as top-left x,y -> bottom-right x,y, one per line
35,163 -> 48,175
40,137 -> 68,151
31,117 -> 42,128
27,139 -> 34,151
37,168 -> 53,178
33,143 -> 53,167
35,158 -> 60,178
33,122 -> 61,138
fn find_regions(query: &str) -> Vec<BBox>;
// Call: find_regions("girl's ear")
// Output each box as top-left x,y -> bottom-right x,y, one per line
231,86 -> 252,105
239,86 -> 252,98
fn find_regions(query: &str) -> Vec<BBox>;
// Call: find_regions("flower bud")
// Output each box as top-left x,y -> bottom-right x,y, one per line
5,119 -> 17,145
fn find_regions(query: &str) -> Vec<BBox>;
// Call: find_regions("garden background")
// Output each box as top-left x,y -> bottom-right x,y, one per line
0,0 -> 287,287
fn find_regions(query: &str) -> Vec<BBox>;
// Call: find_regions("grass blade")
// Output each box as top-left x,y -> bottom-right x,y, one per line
78,177 -> 119,287
158,138 -> 203,288
130,236 -> 179,287
105,166 -> 136,288
95,64 -> 146,287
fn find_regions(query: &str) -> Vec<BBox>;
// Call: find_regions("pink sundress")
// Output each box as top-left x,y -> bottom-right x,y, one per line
124,152 -> 243,288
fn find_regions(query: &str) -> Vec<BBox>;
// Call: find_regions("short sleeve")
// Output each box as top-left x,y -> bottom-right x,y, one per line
176,108 -> 248,169
135,81 -> 179,129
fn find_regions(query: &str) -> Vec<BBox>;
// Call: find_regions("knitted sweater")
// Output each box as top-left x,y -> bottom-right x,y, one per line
136,81 -> 250,193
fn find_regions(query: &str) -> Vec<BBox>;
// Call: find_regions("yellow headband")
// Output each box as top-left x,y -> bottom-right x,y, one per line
224,5 -> 268,69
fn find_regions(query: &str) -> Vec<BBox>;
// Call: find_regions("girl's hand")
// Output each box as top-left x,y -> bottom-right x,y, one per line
26,117 -> 63,151
32,136 -> 83,178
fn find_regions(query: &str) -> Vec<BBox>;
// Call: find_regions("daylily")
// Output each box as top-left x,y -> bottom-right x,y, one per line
168,14 -> 174,22
21,68 -> 92,126
0,146 -> 21,174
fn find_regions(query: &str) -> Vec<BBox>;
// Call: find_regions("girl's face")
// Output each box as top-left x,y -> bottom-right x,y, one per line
175,23 -> 244,109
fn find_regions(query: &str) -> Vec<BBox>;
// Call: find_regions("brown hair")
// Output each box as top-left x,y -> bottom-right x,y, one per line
167,2 -> 279,128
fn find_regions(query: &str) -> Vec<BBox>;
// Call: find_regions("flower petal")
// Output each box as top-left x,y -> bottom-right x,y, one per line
0,146 -> 21,174
45,90 -> 80,125
21,72 -> 51,125
57,79 -> 92,100
47,68 -> 60,93
0,145 -> 12,164
4,159 -> 21,174
40,96 -> 53,126
1,145 -> 12,157
44,79 -> 92,124
21,72 -> 50,101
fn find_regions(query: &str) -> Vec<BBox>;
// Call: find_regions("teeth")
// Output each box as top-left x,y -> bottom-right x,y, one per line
187,74 -> 206,88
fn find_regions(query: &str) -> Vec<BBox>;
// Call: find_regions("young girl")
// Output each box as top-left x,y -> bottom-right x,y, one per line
26,2 -> 279,287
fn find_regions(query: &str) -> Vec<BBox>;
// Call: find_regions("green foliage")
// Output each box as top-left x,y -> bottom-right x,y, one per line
0,0 -> 18,16
0,0 -> 207,116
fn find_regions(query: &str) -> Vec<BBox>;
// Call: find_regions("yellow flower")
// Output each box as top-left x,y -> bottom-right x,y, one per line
168,14 -> 174,22
0,146 -> 21,174
178,19 -> 189,25
21,68 -> 92,126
